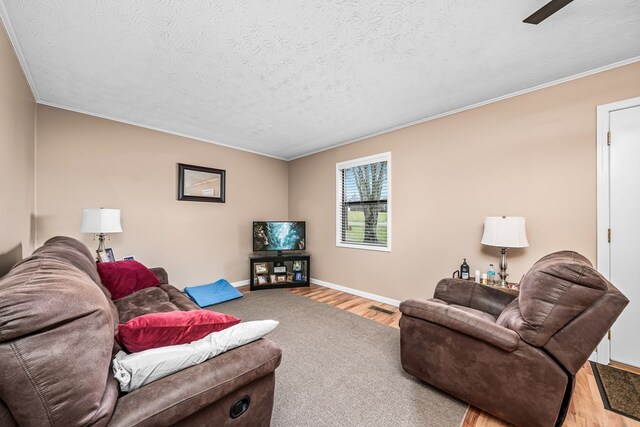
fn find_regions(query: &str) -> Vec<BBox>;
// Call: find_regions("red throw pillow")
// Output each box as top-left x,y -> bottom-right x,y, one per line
97,260 -> 160,300
117,310 -> 241,352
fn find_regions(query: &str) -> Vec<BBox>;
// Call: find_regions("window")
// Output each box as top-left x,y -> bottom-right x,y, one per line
336,152 -> 391,251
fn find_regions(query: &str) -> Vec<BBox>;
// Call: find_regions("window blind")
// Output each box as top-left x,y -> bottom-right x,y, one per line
336,153 -> 390,250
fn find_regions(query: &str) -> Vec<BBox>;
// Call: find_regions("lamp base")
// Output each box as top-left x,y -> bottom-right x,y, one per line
95,233 -> 107,262
498,247 -> 509,288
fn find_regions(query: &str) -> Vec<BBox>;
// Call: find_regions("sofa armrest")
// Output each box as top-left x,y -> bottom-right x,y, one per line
108,338 -> 281,427
400,299 -> 520,352
434,278 -> 517,318
149,267 -> 168,284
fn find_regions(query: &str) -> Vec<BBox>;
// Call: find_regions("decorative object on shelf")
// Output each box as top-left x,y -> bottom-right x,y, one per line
80,207 -> 123,261
287,272 -> 294,282
273,265 -> 286,274
254,263 -> 268,275
294,271 -> 303,282
102,248 -> 116,262
98,251 -> 110,263
481,216 -> 529,287
257,275 -> 268,285
177,163 -> 225,203
276,275 -> 287,283
292,260 -> 302,271
270,274 -> 277,284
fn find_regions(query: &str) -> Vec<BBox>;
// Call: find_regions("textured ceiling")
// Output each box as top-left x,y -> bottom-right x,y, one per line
1,1 -> 639,160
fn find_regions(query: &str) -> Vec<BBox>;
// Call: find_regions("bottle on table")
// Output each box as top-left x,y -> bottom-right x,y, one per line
461,259 -> 470,280
487,264 -> 496,286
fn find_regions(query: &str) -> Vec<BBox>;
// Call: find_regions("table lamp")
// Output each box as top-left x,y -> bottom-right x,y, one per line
80,208 -> 122,260
481,216 -> 529,287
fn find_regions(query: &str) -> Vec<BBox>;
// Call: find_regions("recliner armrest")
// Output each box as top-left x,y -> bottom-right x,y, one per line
400,299 -> 520,352
108,338 -> 281,427
434,278 -> 516,318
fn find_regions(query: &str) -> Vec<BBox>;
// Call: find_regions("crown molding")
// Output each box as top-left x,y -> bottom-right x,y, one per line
288,56 -> 640,161
0,2 -> 40,100
4,0 -> 637,162
36,100 -> 288,161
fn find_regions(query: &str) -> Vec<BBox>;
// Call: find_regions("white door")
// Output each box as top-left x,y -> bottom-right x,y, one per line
609,104 -> 640,368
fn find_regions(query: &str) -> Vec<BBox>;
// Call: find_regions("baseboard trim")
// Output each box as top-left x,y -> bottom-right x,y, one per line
231,279 -> 250,288
310,278 -> 401,307
231,277 -> 401,306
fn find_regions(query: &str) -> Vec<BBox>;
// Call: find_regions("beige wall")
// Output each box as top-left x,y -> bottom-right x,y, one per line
36,106 -> 288,288
0,22 -> 35,276
6,28 -> 639,300
289,62 -> 640,302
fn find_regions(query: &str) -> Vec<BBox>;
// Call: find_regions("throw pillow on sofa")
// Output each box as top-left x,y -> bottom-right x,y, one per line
97,260 -> 160,299
113,320 -> 279,392
117,310 -> 241,352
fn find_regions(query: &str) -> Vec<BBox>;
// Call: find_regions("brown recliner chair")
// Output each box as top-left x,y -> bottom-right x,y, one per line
399,251 -> 628,427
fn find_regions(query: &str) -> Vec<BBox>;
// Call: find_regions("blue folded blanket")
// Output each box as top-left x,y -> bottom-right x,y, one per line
184,279 -> 243,307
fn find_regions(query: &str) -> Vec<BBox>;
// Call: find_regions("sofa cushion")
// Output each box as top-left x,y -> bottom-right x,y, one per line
30,236 -> 111,298
159,284 -> 201,311
117,310 -> 241,353
98,260 -> 160,299
22,237 -> 120,332
0,257 -> 118,426
115,287 -> 180,322
115,285 -> 199,323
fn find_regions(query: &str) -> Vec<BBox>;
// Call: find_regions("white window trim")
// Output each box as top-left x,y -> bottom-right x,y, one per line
335,152 -> 391,252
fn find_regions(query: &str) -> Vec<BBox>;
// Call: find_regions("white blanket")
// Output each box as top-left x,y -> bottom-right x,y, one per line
113,320 -> 278,392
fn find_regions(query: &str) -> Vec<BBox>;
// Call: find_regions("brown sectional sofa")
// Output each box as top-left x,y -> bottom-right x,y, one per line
399,251 -> 628,427
0,236 -> 282,426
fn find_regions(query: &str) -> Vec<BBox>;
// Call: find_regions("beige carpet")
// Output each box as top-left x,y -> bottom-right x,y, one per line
214,289 -> 467,427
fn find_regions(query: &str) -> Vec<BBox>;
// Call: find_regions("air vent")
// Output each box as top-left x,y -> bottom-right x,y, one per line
369,305 -> 395,315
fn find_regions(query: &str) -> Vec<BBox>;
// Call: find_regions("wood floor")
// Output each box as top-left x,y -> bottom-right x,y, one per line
240,283 -> 638,427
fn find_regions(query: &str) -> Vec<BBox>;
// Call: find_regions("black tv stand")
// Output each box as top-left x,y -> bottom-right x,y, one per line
249,252 -> 310,291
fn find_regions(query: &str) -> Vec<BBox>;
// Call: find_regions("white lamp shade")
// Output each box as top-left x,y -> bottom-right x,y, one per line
80,208 -> 122,233
481,216 -> 529,248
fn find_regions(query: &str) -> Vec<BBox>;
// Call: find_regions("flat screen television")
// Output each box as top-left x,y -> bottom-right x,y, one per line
253,221 -> 305,252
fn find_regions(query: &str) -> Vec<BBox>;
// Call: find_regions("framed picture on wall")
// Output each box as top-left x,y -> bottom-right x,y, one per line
177,163 -> 226,203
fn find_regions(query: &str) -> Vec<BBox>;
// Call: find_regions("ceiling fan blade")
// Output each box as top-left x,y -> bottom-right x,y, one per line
523,0 -> 575,24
